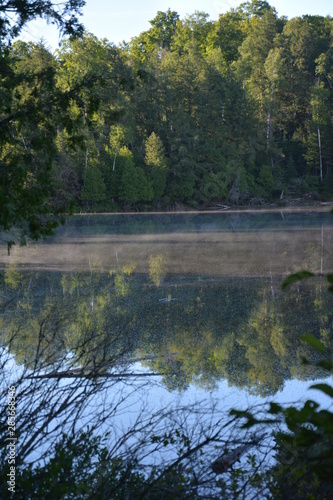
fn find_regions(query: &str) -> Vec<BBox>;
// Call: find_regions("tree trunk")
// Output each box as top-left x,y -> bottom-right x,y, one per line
266,111 -> 270,149
112,144 -> 120,171
85,145 -> 88,170
317,124 -> 323,182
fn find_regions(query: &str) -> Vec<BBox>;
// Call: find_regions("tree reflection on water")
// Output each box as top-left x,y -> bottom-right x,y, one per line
1,260 -> 332,497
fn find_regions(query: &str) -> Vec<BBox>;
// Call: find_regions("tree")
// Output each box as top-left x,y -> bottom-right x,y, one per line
129,9 -> 179,63
216,9 -> 246,66
81,166 -> 106,205
0,1 -> 85,248
305,80 -> 331,182
236,8 -> 280,121
145,132 -> 168,200
171,11 -> 214,55
56,33 -> 132,209
0,0 -> 85,43
0,40 -> 71,248
148,9 -> 180,51
118,146 -> 153,203
237,0 -> 277,19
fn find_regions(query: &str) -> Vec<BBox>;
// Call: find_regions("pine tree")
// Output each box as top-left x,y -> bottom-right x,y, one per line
145,132 -> 168,199
81,167 -> 106,204
119,147 -> 153,203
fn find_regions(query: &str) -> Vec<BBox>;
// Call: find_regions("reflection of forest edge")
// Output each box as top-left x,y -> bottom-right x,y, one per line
1,263 -> 332,397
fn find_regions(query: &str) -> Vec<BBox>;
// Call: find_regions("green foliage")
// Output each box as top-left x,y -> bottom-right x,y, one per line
258,165 -> 275,196
129,9 -> 179,62
230,267 -> 333,499
300,333 -> 325,353
145,132 -> 168,199
0,424 -> 199,499
322,172 -> 333,199
81,166 -> 106,203
2,4 -> 333,233
282,271 -> 315,289
237,0 -> 277,19
268,393 -> 333,498
0,3 -> 85,247
0,1 -> 85,43
148,9 -> 180,51
0,42 -> 68,247
118,147 -> 153,203
216,10 -> 246,65
0,428 -> 151,499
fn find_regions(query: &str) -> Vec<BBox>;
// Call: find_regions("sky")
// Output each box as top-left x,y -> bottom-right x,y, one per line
19,0 -> 333,51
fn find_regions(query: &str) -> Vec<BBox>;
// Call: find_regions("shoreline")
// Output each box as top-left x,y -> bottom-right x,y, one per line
74,202 -> 333,216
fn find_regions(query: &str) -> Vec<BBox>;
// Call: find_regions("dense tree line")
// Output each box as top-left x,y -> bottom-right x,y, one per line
54,2 -> 333,210
2,0 -> 333,245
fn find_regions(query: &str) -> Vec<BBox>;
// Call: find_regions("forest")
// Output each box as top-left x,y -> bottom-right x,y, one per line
1,0 -> 333,245
2,1 -> 333,498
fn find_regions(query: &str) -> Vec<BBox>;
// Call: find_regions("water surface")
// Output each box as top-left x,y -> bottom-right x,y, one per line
1,210 -> 333,482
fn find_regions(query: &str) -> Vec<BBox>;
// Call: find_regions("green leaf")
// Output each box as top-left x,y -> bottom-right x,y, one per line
309,383 -> 333,398
268,402 -> 282,414
299,334 -> 325,353
229,409 -> 254,419
327,274 -> 333,292
317,360 -> 333,371
229,409 -> 259,427
282,271 -> 314,289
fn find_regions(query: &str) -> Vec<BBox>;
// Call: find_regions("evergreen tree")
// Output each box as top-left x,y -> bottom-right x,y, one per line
81,166 -> 106,204
145,132 -> 168,200
118,147 -> 153,203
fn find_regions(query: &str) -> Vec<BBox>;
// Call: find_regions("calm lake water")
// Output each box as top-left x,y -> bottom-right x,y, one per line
1,209 -> 333,492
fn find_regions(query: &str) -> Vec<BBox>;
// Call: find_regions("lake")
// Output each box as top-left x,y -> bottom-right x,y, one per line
1,209 -> 333,497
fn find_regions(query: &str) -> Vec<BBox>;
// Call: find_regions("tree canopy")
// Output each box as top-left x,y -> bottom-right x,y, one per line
0,0 -> 85,42
0,1 -> 86,249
